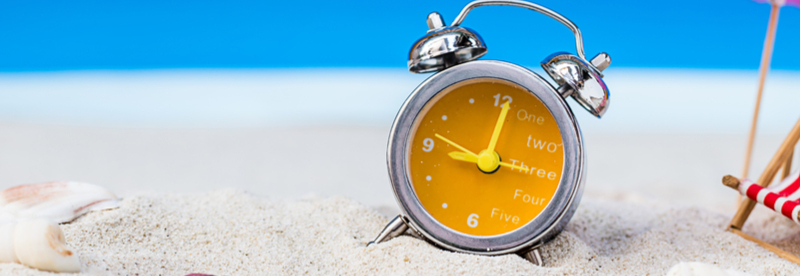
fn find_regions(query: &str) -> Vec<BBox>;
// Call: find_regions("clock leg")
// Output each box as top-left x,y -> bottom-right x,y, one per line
521,248 -> 544,266
367,215 -> 409,246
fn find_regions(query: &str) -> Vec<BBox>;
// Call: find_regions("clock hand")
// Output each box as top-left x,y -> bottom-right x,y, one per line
499,162 -> 530,172
447,151 -> 529,173
447,151 -> 478,162
436,123 -> 527,173
434,134 -> 477,157
470,101 -> 511,172
486,101 -> 511,154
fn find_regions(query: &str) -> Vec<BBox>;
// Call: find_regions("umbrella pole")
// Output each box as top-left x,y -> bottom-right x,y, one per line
741,3 -> 781,187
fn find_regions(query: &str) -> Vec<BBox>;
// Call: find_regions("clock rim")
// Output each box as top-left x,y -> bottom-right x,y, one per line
387,60 -> 585,255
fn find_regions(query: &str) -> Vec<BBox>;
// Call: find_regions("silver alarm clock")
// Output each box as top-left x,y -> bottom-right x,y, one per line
369,0 -> 610,265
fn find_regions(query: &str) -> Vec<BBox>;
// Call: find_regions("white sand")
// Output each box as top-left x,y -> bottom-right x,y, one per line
1,125 -> 799,274
0,190 -> 794,275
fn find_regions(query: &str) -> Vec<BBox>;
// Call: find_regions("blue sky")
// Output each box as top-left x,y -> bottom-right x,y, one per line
1,0 -> 799,71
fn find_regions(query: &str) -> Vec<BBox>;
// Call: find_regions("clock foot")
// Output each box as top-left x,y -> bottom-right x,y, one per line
521,248 -> 544,266
367,215 -> 409,246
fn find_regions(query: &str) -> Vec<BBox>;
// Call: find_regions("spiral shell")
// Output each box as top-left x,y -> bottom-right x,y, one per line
0,181 -> 120,272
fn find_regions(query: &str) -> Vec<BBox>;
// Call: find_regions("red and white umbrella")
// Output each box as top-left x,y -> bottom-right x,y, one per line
754,0 -> 800,6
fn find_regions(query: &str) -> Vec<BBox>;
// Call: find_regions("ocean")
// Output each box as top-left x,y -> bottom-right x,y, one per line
0,68 -> 798,134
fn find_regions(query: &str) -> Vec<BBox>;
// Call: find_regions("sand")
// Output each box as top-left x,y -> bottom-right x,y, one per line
0,189 -> 794,275
0,124 -> 799,274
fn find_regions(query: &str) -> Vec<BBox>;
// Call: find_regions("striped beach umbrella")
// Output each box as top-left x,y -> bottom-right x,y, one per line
754,0 -> 800,6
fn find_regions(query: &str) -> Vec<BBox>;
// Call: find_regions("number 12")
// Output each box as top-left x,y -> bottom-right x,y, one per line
493,94 -> 512,106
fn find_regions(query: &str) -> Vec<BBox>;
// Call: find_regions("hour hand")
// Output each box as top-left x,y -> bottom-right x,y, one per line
448,151 -> 478,162
435,133 -> 478,156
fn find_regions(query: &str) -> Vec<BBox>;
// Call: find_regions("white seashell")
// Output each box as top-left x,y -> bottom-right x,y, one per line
13,219 -> 80,273
0,222 -> 16,263
0,181 -> 120,223
0,181 -> 120,272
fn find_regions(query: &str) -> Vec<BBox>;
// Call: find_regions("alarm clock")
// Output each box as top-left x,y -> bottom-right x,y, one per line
369,0 -> 610,265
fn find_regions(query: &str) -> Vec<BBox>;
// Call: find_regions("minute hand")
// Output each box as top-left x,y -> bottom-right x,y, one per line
486,102 -> 510,153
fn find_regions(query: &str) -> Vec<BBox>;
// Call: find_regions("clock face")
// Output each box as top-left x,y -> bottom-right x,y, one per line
407,78 -> 565,236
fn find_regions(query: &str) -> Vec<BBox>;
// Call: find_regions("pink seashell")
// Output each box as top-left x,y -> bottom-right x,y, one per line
0,182 -> 119,272
0,182 -> 120,223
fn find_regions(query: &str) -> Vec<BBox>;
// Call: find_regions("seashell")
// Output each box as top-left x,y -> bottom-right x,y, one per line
0,219 -> 80,272
0,181 -> 120,272
14,219 -> 81,272
0,181 -> 120,223
0,222 -> 16,263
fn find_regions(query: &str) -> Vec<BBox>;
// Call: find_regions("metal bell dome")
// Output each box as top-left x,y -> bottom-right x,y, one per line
407,13 -> 487,73
541,52 -> 610,118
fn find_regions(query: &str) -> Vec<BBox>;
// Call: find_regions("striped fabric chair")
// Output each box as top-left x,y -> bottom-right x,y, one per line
723,172 -> 800,224
722,118 -> 800,266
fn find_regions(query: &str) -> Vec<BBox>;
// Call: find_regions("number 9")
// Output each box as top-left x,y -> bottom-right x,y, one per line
422,138 -> 434,152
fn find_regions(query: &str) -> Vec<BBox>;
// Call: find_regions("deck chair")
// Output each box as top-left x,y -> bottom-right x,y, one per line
722,117 -> 800,265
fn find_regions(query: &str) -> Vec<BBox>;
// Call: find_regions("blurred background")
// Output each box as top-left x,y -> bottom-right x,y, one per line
1,0 -> 799,211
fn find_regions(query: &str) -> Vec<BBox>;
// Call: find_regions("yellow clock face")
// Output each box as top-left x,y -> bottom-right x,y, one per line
407,78 -> 564,236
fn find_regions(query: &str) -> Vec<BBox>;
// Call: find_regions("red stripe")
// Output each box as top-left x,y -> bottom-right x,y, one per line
763,192 -> 779,210
742,180 -> 800,220
777,175 -> 800,197
746,184 -> 762,201
782,200 -> 798,218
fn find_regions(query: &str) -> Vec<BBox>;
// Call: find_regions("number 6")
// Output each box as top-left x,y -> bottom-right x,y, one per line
467,214 -> 479,228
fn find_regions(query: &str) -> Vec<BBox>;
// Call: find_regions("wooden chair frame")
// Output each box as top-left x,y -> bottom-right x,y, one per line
728,117 -> 800,265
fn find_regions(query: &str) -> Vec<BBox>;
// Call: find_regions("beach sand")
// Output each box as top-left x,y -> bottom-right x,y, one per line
0,124 -> 799,275
0,190 -> 797,275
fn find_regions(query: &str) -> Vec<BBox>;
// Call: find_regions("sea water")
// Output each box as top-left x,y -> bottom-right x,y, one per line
0,68 -> 798,135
